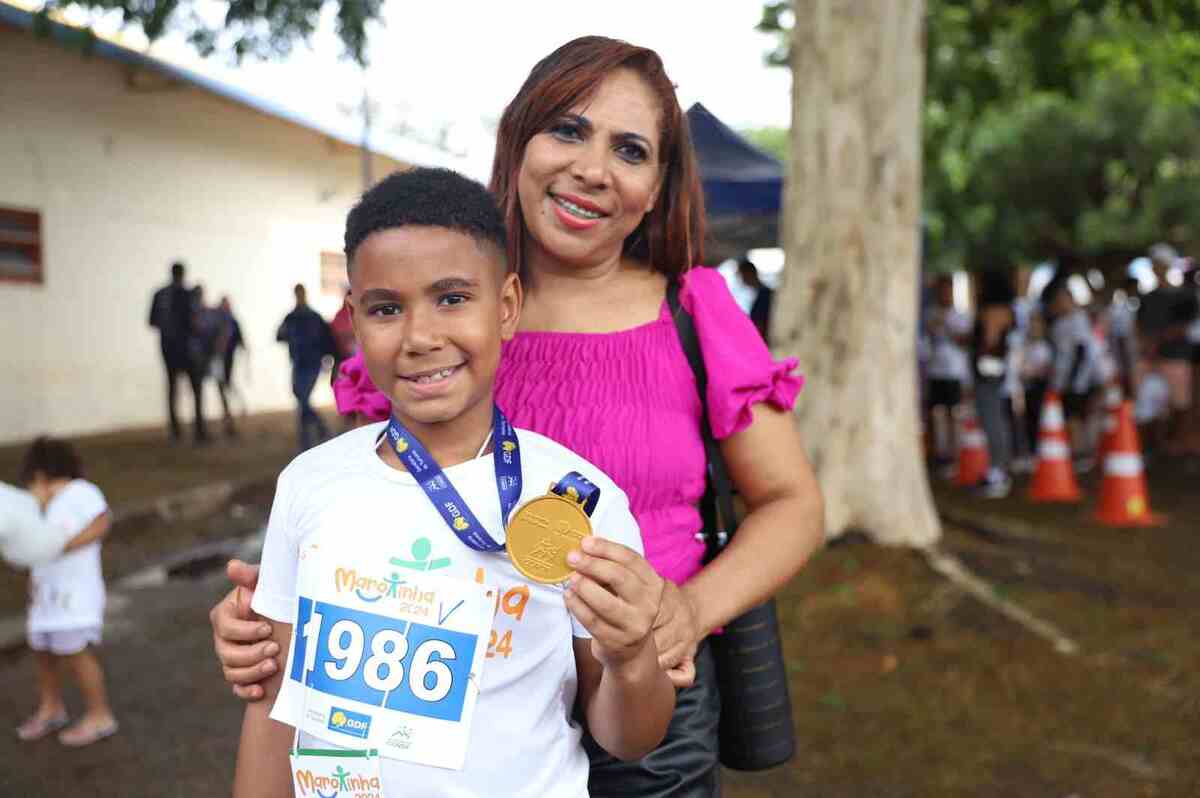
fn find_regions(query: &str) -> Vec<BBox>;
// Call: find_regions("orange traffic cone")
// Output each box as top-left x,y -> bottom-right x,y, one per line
1028,392 -> 1081,502
1096,383 -> 1123,462
1093,401 -> 1165,527
955,404 -> 990,487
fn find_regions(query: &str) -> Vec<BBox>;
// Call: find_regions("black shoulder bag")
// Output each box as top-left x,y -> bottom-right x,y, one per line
667,281 -> 796,772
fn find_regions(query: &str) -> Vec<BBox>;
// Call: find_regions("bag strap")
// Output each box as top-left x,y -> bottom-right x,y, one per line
667,279 -> 738,558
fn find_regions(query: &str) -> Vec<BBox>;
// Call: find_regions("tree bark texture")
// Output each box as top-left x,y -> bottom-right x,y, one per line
776,0 -> 940,545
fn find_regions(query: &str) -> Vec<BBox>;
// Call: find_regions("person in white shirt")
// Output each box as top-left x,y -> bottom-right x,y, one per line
923,276 -> 972,470
1016,314 -> 1054,471
969,271 -> 1017,497
15,437 -> 118,747
233,168 -> 674,797
1108,276 -> 1141,399
1044,278 -> 1103,466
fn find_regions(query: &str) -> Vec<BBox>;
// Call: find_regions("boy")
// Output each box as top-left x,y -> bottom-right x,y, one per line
233,168 -> 674,797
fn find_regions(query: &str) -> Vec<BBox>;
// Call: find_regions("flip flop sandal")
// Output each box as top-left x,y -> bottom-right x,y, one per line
16,713 -> 69,741
58,720 -> 119,748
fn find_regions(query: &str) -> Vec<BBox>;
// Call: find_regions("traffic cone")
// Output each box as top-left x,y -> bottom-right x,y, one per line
1096,382 -> 1123,462
1028,392 -> 1081,502
955,404 -> 990,487
1093,401 -> 1165,527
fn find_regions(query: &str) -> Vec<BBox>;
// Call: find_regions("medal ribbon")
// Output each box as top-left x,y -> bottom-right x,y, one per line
550,471 -> 601,516
386,405 -> 522,552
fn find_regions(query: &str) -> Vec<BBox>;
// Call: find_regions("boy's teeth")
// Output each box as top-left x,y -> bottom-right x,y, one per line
415,367 -> 454,384
555,196 -> 601,219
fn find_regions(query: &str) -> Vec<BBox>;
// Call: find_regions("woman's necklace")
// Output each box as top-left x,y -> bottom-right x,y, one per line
376,427 -> 494,463
474,429 -> 493,460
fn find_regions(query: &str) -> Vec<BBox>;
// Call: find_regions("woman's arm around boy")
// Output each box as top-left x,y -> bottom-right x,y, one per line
231,622 -> 294,798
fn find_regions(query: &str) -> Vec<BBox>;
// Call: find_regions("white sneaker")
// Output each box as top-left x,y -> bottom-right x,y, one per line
976,474 -> 1012,499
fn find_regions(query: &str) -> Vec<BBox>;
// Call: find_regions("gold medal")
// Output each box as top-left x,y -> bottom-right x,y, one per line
505,488 -> 592,584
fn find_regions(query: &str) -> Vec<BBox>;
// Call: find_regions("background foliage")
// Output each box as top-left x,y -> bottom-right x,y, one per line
757,0 -> 1200,274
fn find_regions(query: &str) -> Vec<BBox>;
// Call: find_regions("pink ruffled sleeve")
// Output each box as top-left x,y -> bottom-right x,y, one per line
332,350 -> 392,422
679,267 -> 804,439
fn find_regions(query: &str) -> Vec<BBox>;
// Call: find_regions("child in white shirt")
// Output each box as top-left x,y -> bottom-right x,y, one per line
233,169 -> 674,797
16,437 -> 118,747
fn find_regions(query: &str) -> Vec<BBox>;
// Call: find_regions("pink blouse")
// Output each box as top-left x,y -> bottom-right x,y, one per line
335,267 -> 803,584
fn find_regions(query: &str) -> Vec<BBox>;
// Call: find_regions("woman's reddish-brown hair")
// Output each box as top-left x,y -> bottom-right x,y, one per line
490,36 -> 706,280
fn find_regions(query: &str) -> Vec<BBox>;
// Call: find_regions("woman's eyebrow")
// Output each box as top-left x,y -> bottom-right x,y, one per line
561,113 -> 592,134
613,131 -> 653,152
562,113 -> 653,151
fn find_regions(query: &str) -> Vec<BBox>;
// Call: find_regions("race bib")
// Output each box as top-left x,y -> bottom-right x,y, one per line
281,545 -> 494,771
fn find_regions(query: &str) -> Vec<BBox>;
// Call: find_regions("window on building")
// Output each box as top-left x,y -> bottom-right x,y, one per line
321,251 -> 348,300
0,208 -> 42,284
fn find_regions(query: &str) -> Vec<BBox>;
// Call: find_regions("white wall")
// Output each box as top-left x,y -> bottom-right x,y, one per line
0,28 -> 405,443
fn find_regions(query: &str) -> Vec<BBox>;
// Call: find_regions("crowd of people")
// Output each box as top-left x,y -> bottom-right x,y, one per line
920,243 -> 1200,498
148,265 -> 359,452
147,261 -> 245,443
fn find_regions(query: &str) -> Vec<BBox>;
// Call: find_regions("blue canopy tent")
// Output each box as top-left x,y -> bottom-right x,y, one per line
686,103 -> 783,261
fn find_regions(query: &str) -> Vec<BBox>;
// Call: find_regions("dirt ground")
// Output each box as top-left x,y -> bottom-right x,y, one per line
1,417 -> 1198,796
722,457 -> 1200,797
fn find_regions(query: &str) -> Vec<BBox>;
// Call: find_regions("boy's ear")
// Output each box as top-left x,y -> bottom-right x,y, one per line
499,272 -> 523,341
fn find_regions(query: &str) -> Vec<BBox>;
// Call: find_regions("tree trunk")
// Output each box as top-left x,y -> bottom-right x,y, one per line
775,0 -> 940,545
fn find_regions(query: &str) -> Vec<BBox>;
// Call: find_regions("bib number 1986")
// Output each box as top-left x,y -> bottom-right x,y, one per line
291,598 -> 478,723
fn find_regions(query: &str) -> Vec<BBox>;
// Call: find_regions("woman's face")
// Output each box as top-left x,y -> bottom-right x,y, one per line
517,68 -> 663,272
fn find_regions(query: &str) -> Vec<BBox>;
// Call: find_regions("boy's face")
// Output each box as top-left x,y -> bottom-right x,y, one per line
349,227 -> 521,435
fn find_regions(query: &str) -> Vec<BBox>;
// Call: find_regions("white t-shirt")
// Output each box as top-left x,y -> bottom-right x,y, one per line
1050,310 -> 1102,395
1021,339 -> 1053,382
926,306 -> 972,382
27,480 -> 108,633
1135,372 -> 1170,423
254,423 -> 644,798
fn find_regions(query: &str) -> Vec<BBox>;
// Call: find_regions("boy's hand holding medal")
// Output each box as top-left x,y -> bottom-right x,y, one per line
564,536 -> 665,671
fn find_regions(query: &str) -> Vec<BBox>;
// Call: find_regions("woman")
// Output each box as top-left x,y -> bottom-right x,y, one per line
211,36 -> 823,796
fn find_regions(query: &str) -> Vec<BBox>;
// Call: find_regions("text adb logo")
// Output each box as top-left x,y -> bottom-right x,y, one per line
328,707 -> 372,739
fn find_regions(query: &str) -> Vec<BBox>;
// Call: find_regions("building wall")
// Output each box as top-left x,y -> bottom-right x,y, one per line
0,28 -> 404,444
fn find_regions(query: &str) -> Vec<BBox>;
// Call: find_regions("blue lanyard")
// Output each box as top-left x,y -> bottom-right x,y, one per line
386,405 -> 522,553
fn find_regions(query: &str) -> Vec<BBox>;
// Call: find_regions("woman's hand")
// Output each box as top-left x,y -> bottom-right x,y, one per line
209,560 -> 277,700
564,537 -> 664,673
653,580 -> 703,688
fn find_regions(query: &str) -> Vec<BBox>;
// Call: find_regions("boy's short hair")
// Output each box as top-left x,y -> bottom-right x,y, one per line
344,168 -> 509,272
19,437 -> 83,485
